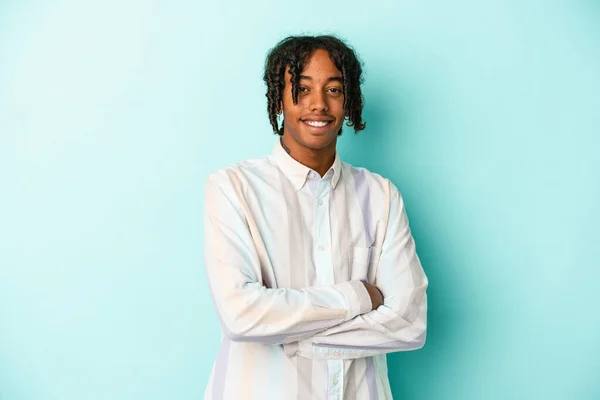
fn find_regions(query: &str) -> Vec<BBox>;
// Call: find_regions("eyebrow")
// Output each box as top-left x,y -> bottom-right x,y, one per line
299,75 -> 343,83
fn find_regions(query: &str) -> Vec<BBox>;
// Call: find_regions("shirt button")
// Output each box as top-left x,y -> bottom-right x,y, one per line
318,245 -> 325,251
333,379 -> 339,385
317,199 -> 323,206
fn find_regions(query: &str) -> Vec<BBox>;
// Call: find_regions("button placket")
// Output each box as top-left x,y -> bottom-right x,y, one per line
313,176 -> 334,286
327,359 -> 344,400
314,175 -> 344,399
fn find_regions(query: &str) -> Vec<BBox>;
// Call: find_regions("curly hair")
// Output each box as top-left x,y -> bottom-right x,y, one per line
263,35 -> 366,136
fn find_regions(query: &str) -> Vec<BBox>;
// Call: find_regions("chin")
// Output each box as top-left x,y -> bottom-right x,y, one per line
300,135 -> 336,150
300,128 -> 341,148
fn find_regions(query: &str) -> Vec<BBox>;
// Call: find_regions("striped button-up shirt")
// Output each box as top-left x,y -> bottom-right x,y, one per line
203,140 -> 428,399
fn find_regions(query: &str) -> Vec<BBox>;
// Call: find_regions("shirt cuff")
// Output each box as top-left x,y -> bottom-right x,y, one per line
335,280 -> 372,319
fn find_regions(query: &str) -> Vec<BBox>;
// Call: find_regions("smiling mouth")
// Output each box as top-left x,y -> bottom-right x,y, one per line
302,119 -> 333,128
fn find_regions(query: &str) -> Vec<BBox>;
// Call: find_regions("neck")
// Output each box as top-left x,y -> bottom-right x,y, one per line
280,134 -> 336,177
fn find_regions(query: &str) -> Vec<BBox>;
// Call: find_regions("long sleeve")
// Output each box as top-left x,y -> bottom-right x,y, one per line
204,174 -> 372,344
285,181 -> 428,360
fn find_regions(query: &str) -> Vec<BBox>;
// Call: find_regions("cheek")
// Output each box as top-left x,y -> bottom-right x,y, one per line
283,102 -> 304,119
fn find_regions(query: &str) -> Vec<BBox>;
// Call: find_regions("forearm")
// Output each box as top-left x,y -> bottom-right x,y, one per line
206,257 -> 372,344
286,294 -> 427,360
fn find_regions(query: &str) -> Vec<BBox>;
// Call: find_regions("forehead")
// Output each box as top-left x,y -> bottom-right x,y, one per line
302,49 -> 341,75
285,49 -> 342,79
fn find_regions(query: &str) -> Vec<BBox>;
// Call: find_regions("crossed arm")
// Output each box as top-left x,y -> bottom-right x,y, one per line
204,174 -> 428,359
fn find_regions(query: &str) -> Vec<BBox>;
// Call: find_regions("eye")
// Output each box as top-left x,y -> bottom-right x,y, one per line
298,86 -> 309,93
328,87 -> 343,95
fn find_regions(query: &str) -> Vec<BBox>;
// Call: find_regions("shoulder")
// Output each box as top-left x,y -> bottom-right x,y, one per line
341,161 -> 404,205
342,161 -> 400,192
206,155 -> 275,189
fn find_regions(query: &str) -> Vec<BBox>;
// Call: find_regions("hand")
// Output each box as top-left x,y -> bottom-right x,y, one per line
363,282 -> 384,310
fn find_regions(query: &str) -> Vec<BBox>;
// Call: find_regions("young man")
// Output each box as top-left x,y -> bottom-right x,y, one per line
203,35 -> 428,399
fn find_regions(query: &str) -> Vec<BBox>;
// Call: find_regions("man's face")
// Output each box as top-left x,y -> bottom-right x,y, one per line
281,49 -> 346,151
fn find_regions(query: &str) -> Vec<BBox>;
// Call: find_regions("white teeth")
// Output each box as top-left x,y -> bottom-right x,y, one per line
305,120 -> 330,127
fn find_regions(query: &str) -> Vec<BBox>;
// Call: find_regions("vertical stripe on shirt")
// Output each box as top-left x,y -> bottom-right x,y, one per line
237,343 -> 257,399
296,356 -> 312,399
211,337 -> 230,400
344,359 -> 357,400
352,168 -> 375,247
366,356 -> 379,400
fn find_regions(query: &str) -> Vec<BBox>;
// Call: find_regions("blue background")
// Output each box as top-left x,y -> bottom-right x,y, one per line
1,1 -> 599,399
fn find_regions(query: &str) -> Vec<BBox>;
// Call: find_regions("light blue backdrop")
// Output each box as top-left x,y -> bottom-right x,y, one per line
1,1 -> 599,399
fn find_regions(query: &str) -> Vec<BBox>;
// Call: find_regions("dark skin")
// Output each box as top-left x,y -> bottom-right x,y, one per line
278,49 -> 384,310
279,49 -> 342,177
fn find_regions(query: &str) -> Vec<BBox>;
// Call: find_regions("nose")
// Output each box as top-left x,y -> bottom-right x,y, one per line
309,90 -> 328,112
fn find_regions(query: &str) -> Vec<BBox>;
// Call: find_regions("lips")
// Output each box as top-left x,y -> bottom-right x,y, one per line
303,120 -> 332,127
301,117 -> 334,129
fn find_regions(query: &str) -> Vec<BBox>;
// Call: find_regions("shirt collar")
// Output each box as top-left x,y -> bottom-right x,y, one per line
270,139 -> 342,191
